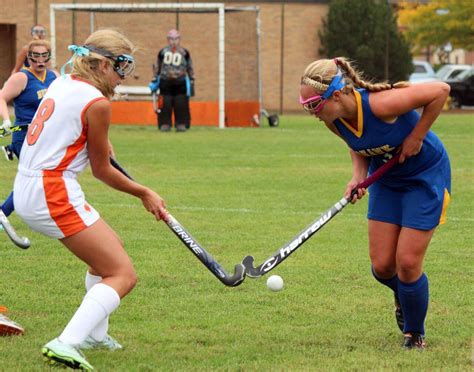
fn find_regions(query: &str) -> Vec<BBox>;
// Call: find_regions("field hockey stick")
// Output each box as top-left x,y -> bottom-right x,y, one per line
242,153 -> 401,278
151,64 -> 161,114
0,209 -> 30,249
152,91 -> 161,114
109,157 -> 246,287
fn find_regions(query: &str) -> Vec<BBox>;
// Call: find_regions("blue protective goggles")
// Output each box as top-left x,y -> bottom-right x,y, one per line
61,44 -> 135,79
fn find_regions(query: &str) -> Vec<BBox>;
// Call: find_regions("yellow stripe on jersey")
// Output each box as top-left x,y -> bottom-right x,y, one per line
439,188 -> 451,225
339,90 -> 364,138
24,67 -> 47,83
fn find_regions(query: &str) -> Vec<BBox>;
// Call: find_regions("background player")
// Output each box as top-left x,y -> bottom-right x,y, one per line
0,40 -> 58,217
13,29 -> 167,369
299,57 -> 451,349
149,29 -> 195,132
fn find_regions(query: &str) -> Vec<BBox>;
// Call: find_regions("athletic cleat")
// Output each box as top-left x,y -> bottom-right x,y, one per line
159,124 -> 171,132
176,124 -> 186,132
79,334 -> 123,350
0,313 -> 24,336
42,338 -> 94,370
394,293 -> 404,332
403,333 -> 426,350
2,146 -> 14,161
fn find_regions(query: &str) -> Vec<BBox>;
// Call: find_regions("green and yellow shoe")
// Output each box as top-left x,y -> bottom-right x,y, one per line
42,338 -> 94,370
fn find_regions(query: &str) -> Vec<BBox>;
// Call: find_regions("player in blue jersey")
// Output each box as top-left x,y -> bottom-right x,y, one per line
299,58 -> 451,349
149,29 -> 195,132
0,39 -> 56,337
0,39 -> 58,217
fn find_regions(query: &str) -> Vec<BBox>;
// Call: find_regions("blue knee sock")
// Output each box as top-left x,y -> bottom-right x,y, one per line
371,266 -> 399,293
0,192 -> 15,217
398,273 -> 429,335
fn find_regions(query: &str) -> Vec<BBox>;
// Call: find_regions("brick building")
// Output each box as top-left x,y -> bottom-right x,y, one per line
0,0 -> 329,121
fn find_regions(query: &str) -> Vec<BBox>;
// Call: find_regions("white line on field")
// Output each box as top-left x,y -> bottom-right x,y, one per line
95,202 -> 474,222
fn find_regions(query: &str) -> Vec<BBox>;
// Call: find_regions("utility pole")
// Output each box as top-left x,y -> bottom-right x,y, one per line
384,0 -> 390,81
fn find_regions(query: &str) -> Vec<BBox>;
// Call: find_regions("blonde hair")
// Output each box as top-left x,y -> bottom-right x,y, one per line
27,39 -> 51,53
301,57 -> 409,93
70,29 -> 136,98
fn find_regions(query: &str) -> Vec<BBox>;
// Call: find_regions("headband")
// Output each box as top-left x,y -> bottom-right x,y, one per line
321,67 -> 346,99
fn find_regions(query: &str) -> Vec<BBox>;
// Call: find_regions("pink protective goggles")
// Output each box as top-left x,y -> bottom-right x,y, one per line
299,95 -> 327,114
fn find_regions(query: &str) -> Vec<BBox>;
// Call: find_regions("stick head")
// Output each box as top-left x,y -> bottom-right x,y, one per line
242,255 -> 255,268
242,255 -> 262,278
225,263 -> 246,287
16,237 -> 30,249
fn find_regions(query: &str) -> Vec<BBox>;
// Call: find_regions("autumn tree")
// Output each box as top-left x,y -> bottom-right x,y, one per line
398,0 -> 474,62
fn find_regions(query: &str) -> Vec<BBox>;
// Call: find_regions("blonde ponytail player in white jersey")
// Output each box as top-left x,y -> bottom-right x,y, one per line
14,29 -> 168,370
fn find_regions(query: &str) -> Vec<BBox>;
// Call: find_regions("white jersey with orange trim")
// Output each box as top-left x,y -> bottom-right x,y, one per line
13,74 -> 105,239
19,75 -> 106,173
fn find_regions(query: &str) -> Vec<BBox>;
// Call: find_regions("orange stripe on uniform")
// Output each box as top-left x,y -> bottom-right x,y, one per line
42,96 -> 106,237
54,97 -> 107,172
43,174 -> 86,236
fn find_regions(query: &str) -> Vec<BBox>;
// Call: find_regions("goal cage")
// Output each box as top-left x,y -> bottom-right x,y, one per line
50,3 -> 262,128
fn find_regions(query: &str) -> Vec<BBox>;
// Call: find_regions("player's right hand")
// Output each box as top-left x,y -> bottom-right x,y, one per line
344,179 -> 366,204
140,188 -> 168,221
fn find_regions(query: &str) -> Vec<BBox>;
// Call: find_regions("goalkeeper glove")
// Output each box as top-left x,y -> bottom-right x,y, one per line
149,79 -> 159,93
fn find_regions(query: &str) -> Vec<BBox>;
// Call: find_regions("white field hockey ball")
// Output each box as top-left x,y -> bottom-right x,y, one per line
266,275 -> 284,291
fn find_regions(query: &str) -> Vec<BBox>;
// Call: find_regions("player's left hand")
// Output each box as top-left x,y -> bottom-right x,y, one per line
0,119 -> 12,131
399,133 -> 423,163
149,79 -> 159,93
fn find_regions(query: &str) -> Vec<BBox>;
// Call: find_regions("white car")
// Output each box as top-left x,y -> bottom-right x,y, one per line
409,61 -> 439,84
435,64 -> 472,82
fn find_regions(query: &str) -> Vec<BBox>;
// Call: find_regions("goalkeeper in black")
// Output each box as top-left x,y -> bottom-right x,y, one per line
149,29 -> 195,132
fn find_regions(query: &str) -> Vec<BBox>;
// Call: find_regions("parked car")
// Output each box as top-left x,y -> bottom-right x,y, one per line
446,67 -> 474,108
435,64 -> 472,81
409,61 -> 439,84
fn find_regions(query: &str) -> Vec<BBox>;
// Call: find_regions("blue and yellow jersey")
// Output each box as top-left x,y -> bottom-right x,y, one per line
333,88 -> 449,189
14,68 -> 56,126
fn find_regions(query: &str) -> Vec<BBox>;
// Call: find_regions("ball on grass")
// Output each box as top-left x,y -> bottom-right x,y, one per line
266,275 -> 284,291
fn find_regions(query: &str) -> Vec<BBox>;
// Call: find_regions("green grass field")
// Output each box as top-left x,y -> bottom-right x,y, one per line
1,114 -> 473,370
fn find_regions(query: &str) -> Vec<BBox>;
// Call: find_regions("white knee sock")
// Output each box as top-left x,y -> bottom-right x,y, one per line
59,283 -> 120,346
85,271 -> 109,341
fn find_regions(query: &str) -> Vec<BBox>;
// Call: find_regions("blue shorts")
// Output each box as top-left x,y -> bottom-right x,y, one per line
367,156 -> 451,231
368,183 -> 450,230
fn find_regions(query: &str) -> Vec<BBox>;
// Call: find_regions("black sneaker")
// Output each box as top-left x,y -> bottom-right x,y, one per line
2,146 -> 13,161
159,124 -> 171,132
394,293 -> 404,332
403,333 -> 426,350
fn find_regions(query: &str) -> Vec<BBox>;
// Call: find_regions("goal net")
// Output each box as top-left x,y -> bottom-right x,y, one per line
50,3 -> 261,128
